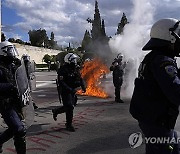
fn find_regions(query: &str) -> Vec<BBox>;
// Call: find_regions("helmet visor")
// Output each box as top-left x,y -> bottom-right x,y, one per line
175,26 -> 180,36
2,45 -> 19,58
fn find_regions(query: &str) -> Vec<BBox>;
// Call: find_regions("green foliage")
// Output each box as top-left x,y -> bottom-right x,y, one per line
15,39 -> 25,44
101,19 -> 106,37
28,28 -> 48,47
8,38 -> 16,43
49,32 -> 58,49
82,30 -> 92,52
116,12 -> 129,35
91,0 -> 102,41
42,54 -> 51,63
56,51 -> 68,65
86,0 -> 110,55
28,29 -> 58,49
42,54 -> 57,64
8,38 -> 27,44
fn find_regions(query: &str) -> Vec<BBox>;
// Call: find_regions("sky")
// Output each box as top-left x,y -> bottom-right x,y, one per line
1,0 -> 180,47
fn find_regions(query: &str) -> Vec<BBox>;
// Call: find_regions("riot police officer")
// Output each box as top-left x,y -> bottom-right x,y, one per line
52,53 -> 86,132
0,41 -> 26,153
22,54 -> 38,109
130,18 -> 180,154
110,53 -> 124,103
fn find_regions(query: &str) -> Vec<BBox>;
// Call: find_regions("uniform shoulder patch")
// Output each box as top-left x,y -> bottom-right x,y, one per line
164,65 -> 177,77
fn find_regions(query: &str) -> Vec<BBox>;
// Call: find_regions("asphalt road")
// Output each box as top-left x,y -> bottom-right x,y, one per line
0,71 -> 153,154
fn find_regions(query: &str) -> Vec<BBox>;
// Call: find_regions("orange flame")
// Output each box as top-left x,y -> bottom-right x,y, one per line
77,58 -> 109,98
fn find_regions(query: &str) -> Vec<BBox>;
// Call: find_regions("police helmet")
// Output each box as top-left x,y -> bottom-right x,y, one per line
117,53 -> 123,60
143,18 -> 180,54
64,53 -> 79,64
0,41 -> 19,58
22,54 -> 30,62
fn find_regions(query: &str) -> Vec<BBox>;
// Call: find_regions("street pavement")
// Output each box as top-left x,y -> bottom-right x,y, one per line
0,71 -> 150,154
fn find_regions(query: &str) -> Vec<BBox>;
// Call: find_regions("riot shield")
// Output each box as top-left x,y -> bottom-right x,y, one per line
15,59 -> 34,128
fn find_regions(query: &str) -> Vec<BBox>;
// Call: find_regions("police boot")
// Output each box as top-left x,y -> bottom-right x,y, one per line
66,109 -> 75,132
65,123 -> 75,132
115,99 -> 124,103
52,107 -> 66,121
52,109 -> 58,121
14,131 -> 26,154
0,145 -> 3,153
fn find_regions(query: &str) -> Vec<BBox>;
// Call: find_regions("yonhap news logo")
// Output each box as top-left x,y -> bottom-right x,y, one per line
129,131 -> 180,148
128,132 -> 143,148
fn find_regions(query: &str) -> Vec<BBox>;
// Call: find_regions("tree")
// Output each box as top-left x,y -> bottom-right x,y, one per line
116,13 -> 129,35
28,29 -> 49,47
42,54 -> 51,63
91,0 -> 102,41
15,39 -> 25,44
49,32 -> 57,49
101,19 -> 106,37
50,31 -> 55,41
56,51 -> 68,66
8,38 -> 16,43
1,33 -> 6,42
84,0 -> 112,62
82,30 -> 92,52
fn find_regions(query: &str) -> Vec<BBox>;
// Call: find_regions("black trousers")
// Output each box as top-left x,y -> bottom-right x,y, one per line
139,122 -> 179,154
114,85 -> 122,100
0,108 -> 26,154
55,92 -> 75,125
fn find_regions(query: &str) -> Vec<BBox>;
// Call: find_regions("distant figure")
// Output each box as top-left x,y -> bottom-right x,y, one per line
52,53 -> 86,132
110,53 -> 124,103
47,61 -> 51,72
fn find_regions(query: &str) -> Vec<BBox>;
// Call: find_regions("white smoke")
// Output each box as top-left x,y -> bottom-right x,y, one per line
108,0 -> 155,98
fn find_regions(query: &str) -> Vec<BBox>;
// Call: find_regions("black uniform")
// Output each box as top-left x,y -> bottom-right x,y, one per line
52,63 -> 85,131
130,50 -> 180,154
0,58 -> 26,154
110,58 -> 124,103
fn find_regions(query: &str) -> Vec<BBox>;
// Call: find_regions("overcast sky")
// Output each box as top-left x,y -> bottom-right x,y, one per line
2,0 -> 180,47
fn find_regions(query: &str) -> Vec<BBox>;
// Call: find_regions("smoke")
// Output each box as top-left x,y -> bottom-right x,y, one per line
108,0 -> 155,98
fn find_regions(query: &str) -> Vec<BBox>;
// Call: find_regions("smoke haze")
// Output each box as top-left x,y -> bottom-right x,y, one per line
108,0 -> 155,98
